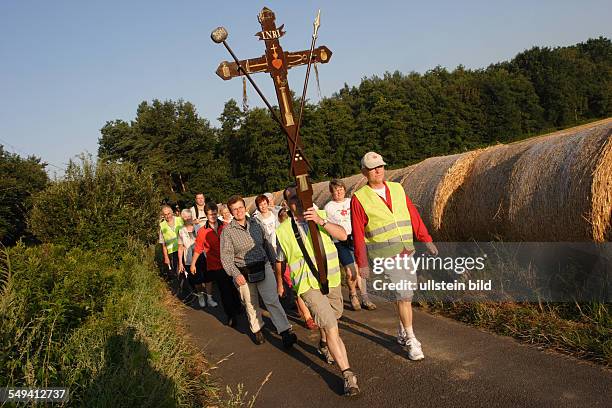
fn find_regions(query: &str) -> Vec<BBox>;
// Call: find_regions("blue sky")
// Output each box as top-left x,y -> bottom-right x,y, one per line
0,0 -> 610,175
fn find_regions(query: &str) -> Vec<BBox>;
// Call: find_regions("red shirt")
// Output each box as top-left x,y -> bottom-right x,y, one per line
351,182 -> 433,269
194,221 -> 225,271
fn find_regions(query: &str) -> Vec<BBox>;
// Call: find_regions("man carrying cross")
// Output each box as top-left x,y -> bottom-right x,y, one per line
213,7 -> 360,395
276,185 -> 361,397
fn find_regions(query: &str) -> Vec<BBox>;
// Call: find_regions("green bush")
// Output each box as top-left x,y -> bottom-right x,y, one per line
0,145 -> 48,245
29,156 -> 161,253
0,243 -> 210,407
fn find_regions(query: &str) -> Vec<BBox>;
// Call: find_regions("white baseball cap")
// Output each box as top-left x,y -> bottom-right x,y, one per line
361,151 -> 387,169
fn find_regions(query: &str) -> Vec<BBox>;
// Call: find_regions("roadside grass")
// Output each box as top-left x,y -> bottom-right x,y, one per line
0,242 -> 217,407
420,301 -> 611,366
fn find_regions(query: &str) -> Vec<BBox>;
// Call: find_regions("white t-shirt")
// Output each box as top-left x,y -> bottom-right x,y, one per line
255,212 -> 279,249
371,186 -> 386,199
324,198 -> 352,242
190,205 -> 207,223
178,226 -> 198,265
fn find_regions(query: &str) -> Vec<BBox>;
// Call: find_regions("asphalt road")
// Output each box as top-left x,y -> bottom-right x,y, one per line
180,288 -> 611,408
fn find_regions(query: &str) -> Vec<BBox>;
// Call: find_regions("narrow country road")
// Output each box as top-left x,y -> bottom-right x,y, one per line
181,289 -> 611,408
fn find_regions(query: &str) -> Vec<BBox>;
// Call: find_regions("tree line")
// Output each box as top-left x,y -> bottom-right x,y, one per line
99,37 -> 611,205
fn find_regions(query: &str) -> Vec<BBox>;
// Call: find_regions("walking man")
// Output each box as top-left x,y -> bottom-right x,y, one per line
351,152 -> 438,360
276,186 -> 360,396
190,193 -> 207,225
159,204 -> 184,280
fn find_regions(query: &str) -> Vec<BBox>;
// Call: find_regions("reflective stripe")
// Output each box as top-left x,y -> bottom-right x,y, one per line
293,270 -> 317,287
289,251 -> 338,272
365,220 -> 412,238
327,265 -> 341,276
366,237 -> 407,250
291,265 -> 340,287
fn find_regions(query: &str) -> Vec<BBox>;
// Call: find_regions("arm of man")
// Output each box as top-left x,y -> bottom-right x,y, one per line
303,208 -> 347,241
178,244 -> 185,272
350,195 -> 371,277
406,196 -> 438,255
159,229 -> 170,265
219,228 -> 244,283
191,229 -> 205,274
275,237 -> 287,297
275,261 -> 285,297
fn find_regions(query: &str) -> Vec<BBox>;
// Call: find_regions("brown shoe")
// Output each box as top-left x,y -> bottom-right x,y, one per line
349,294 -> 361,311
253,330 -> 265,345
361,299 -> 377,311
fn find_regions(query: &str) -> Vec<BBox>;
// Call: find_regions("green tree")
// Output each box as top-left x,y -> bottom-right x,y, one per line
29,156 -> 160,252
0,146 -> 48,245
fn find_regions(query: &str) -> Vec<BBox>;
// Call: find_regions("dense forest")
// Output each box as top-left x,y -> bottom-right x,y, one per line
97,37 -> 611,205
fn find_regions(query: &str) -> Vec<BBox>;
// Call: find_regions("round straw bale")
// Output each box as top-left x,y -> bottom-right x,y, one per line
244,196 -> 257,214
441,141 -> 538,241
312,181 -> 330,206
430,150 -> 483,238
506,120 -> 612,241
592,132 -> 612,242
391,153 -> 479,240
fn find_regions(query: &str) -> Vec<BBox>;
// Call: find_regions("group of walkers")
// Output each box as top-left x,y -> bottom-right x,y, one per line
158,152 -> 438,397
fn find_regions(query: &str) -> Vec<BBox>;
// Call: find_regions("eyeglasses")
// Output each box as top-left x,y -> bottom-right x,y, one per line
230,205 -> 245,213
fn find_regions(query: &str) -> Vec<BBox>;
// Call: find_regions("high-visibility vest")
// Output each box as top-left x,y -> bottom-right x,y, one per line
276,210 -> 341,296
353,182 -> 414,259
160,216 -> 184,254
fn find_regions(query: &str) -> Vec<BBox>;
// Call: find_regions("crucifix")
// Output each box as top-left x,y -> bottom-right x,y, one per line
212,7 -> 333,293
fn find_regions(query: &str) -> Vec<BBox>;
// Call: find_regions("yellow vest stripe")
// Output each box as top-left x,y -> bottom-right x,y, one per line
365,220 -> 412,238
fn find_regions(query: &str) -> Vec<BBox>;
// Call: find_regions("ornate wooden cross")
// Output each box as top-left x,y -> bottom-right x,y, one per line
212,7 -> 333,293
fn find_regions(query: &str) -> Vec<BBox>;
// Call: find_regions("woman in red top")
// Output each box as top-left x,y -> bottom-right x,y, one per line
191,203 -> 242,326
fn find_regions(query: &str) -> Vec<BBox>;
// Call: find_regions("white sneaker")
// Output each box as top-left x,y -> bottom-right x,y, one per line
206,294 -> 218,307
397,326 -> 408,346
196,293 -> 206,308
404,337 -> 424,360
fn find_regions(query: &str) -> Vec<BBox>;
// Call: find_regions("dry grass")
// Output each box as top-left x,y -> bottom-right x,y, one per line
422,301 -> 611,367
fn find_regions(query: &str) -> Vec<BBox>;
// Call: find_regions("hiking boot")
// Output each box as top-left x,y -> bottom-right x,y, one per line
404,337 -> 424,361
196,292 -> 207,308
349,294 -> 361,311
281,328 -> 297,349
361,299 -> 377,311
343,370 -> 360,396
253,330 -> 265,345
318,343 -> 334,364
305,318 -> 318,330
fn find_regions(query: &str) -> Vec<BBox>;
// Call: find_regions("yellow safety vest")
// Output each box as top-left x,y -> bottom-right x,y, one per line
353,182 -> 414,259
276,211 -> 341,296
160,216 -> 184,254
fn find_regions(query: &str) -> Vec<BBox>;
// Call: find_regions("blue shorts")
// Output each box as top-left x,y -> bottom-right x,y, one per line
334,240 -> 355,267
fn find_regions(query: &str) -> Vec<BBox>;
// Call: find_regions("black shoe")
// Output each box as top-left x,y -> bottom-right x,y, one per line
227,316 -> 237,328
281,328 -> 297,349
254,330 -> 265,345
